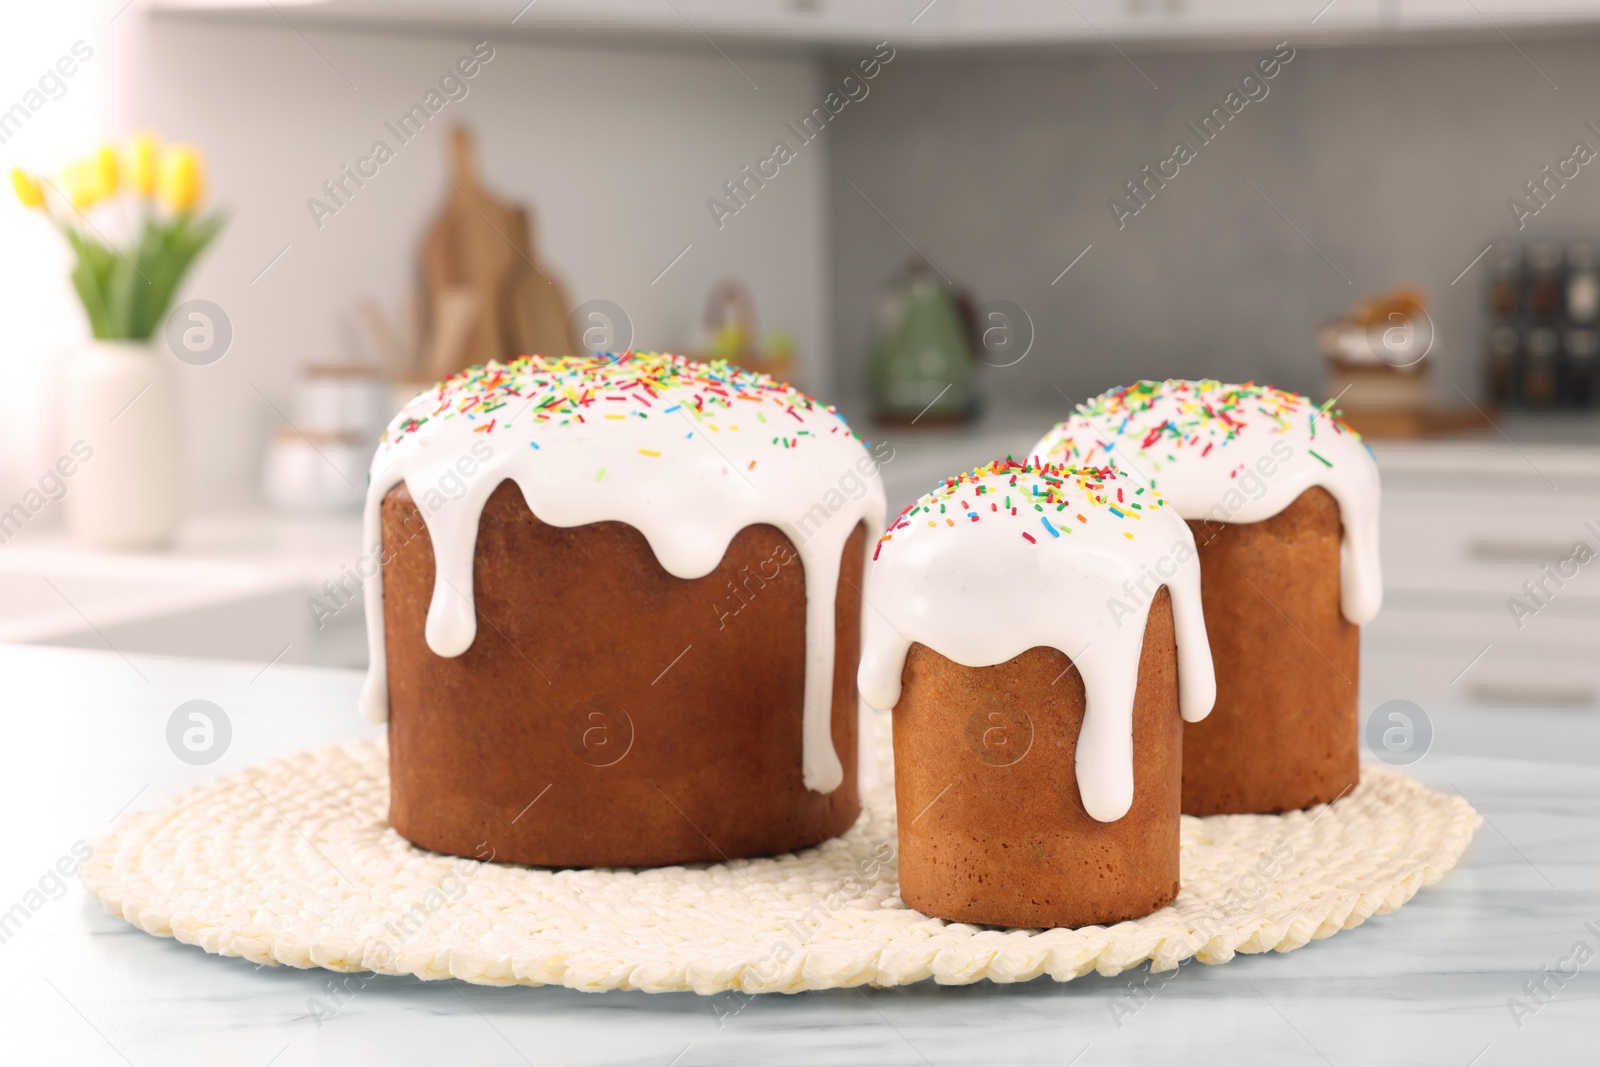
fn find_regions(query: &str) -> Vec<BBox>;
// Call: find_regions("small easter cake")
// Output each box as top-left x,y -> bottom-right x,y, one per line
858,460 -> 1215,928
360,353 -> 887,868
1033,380 -> 1381,816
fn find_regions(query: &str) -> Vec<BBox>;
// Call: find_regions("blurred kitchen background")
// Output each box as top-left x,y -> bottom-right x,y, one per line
5,1 -> 1600,725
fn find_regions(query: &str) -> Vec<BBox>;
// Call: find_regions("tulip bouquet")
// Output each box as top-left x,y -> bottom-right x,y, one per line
11,134 -> 224,341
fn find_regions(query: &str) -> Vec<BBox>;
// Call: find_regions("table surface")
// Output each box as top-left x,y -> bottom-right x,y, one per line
3,642 -> 1598,1067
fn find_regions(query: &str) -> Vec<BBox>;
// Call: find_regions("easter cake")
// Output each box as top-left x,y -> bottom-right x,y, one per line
1034,380 -> 1381,816
360,353 -> 887,867
858,460 -> 1215,928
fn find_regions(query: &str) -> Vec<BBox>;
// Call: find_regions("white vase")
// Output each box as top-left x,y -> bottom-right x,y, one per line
61,340 -> 183,550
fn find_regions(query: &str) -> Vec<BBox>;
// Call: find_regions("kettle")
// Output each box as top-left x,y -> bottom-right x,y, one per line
867,258 -> 977,423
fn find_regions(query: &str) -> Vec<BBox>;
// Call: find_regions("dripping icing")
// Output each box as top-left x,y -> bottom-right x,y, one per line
358,353 -> 886,794
857,460 -> 1215,823
1032,379 -> 1383,626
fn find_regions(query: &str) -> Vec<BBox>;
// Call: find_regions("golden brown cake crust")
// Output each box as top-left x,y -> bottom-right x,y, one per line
1182,486 -> 1360,816
891,588 -> 1182,929
381,480 -> 863,867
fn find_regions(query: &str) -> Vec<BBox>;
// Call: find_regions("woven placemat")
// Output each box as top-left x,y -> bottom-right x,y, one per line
80,718 -> 1481,994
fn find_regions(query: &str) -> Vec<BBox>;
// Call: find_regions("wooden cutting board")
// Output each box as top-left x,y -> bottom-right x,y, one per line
419,125 -> 575,374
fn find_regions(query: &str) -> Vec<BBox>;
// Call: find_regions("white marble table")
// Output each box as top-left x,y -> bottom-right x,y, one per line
2,642 -> 1597,1066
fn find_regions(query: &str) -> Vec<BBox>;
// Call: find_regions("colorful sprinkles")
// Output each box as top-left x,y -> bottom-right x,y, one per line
873,458 -> 1165,560
379,352 -> 859,456
1038,379 -> 1359,473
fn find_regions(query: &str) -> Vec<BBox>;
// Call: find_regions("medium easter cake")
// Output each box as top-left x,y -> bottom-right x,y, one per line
1034,380 -> 1381,815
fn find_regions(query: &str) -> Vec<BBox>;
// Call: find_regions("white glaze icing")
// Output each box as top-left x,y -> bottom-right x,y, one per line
1032,380 -> 1383,626
857,461 -> 1215,822
358,353 -> 886,794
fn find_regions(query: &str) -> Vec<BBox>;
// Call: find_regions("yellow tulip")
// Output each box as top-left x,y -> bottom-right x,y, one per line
93,144 -> 119,199
127,133 -> 159,197
58,147 -> 120,211
157,143 -> 204,213
10,167 -> 44,210
62,159 -> 101,210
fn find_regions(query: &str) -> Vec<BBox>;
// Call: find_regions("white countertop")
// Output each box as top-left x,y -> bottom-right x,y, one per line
0,509 -> 368,669
3,642 -> 1599,1065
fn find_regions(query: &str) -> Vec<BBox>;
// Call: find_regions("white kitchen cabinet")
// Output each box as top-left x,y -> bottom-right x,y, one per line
153,0 -> 944,46
1396,0 -> 1600,31
153,0 -> 1597,49
938,0 -> 1390,43
1363,440 -> 1600,711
